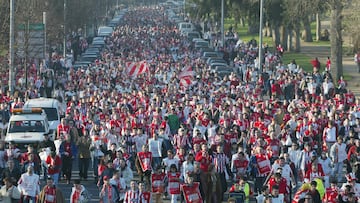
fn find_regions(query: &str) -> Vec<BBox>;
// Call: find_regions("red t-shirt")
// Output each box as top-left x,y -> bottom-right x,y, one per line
46,155 -> 62,175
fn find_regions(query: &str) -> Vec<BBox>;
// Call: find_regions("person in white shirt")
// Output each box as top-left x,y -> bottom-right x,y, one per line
133,128 -> 148,153
162,150 -> 179,172
181,154 -> 195,181
288,143 -> 301,169
323,121 -> 337,150
268,185 -> 284,203
322,77 -> 334,99
256,186 -> 270,203
192,120 -> 206,138
317,152 -> 332,188
148,133 -> 164,169
330,136 -> 347,183
17,165 -> 40,203
271,156 -> 296,188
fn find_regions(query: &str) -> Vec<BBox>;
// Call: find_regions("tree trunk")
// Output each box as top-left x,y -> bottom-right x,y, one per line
241,17 -> 245,27
280,26 -> 288,50
302,16 -> 313,42
272,24 -> 281,46
294,26 -> 301,52
316,13 -> 321,41
287,29 -> 293,52
263,21 -> 272,37
330,1 -> 343,80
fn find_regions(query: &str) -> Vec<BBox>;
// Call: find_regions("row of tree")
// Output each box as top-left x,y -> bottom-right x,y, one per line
188,0 -> 359,79
0,0 -> 121,54
0,0 -> 359,79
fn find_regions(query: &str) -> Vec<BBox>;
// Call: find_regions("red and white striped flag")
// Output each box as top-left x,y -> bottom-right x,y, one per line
178,66 -> 195,87
125,61 -> 149,78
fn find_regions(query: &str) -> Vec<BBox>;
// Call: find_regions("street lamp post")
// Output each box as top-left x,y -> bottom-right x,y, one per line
258,0 -> 264,72
9,0 -> 15,95
221,0 -> 224,48
63,0 -> 66,58
43,12 -> 46,61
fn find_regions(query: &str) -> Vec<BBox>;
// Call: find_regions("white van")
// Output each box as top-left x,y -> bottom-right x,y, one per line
24,98 -> 63,139
6,108 -> 50,145
178,22 -> 195,34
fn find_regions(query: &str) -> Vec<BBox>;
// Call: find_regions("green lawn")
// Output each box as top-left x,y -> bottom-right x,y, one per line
225,18 -> 274,46
282,52 -> 313,72
0,49 -> 7,57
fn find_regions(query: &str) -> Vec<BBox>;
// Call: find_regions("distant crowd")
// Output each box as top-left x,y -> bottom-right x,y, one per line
0,5 -> 359,203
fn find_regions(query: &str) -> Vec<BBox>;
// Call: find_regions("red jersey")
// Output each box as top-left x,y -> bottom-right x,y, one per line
137,151 -> 152,172
45,155 -> 62,175
57,124 -> 69,136
265,138 -> 280,157
195,151 -> 212,172
43,185 -> 56,203
268,177 -> 289,195
181,182 -> 203,203
255,154 -> 271,176
151,173 -> 166,193
323,188 -> 338,203
168,172 -> 181,194
232,158 -> 249,178
304,169 -> 325,182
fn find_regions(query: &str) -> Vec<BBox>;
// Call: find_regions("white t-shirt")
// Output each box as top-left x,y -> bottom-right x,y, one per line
271,194 -> 284,203
162,157 -> 179,172
272,163 -> 292,185
324,127 -> 336,143
133,134 -> 148,153
148,138 -> 163,158
18,173 -> 40,197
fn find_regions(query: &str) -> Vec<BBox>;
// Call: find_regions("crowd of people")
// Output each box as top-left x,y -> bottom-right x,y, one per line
0,4 -> 360,203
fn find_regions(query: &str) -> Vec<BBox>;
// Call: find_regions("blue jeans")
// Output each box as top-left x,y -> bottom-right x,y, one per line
332,162 -> 344,182
152,157 -> 162,169
49,173 -> 59,186
21,195 -> 36,203
41,161 -> 47,180
92,156 -> 100,179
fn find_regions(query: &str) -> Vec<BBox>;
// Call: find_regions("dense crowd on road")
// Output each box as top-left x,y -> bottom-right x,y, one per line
0,4 -> 360,203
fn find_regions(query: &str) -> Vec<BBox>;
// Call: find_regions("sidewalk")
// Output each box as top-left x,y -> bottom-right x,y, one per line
300,42 -> 360,97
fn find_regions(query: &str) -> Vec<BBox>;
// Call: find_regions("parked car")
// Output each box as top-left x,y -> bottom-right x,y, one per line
97,26 -> 113,37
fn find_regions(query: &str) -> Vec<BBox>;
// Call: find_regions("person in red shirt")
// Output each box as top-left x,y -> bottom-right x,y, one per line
231,151 -> 249,180
195,143 -> 212,172
323,179 -> 339,203
57,118 -> 70,138
267,172 -> 289,201
304,163 -> 325,183
45,151 -> 62,186
135,144 -> 152,187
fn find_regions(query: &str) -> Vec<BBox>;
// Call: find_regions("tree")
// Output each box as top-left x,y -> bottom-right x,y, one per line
328,0 -> 345,80
343,0 -> 360,53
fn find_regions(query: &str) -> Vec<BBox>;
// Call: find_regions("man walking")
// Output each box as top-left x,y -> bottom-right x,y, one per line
330,136 -> 347,183
17,165 -> 40,203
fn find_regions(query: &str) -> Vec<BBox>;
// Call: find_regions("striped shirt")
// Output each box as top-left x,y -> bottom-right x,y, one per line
124,190 -> 139,203
213,152 -> 229,173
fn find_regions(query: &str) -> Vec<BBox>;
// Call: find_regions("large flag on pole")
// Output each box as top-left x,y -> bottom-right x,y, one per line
178,66 -> 195,87
126,61 -> 149,78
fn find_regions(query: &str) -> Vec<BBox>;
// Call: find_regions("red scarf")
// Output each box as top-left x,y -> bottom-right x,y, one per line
72,190 -> 80,203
